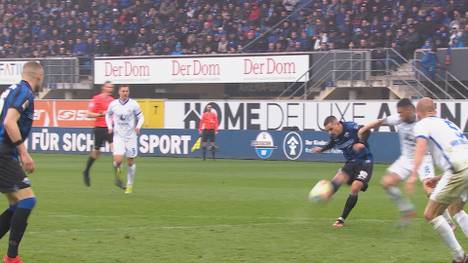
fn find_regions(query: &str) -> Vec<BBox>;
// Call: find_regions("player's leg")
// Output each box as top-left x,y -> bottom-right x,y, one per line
448,195 -> 468,237
4,187 -> 36,262
328,170 -> 350,197
334,180 -> 363,227
201,130 -> 208,161
0,195 -> 18,240
329,166 -> 351,228
125,158 -> 135,194
209,130 -> 216,160
113,154 -> 124,188
383,157 -> 416,220
124,137 -> 138,194
112,136 -> 125,189
425,200 -> 465,262
334,162 -> 372,228
425,170 -> 468,262
381,172 -> 416,224
83,127 -> 104,186
423,178 -> 457,231
419,156 -> 456,229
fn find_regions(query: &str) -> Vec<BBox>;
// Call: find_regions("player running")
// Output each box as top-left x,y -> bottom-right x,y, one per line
358,98 -> 454,227
406,97 -> 468,263
0,61 -> 43,263
106,85 -> 144,193
312,116 -> 373,228
82,81 -> 114,187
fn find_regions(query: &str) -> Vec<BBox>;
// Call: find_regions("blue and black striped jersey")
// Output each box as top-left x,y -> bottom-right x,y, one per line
325,121 -> 373,162
0,80 -> 35,158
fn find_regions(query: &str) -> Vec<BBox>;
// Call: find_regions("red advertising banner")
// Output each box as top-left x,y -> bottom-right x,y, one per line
33,100 -> 94,127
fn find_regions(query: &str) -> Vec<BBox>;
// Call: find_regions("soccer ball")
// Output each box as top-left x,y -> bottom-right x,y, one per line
308,179 -> 333,203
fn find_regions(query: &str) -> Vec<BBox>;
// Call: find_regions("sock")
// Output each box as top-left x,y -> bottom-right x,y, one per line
453,210 -> 468,237
202,146 -> 207,160
331,180 -> 341,193
442,209 -> 456,227
0,205 -> 16,239
127,164 -> 136,186
8,198 -> 36,258
430,215 -> 465,261
84,157 -> 96,173
113,161 -> 121,169
340,194 -> 358,220
210,145 -> 216,159
386,186 -> 415,213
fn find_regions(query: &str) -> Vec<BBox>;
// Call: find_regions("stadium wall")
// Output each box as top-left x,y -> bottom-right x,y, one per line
27,127 -> 399,163
33,99 -> 468,132
164,100 -> 468,132
30,99 -> 467,163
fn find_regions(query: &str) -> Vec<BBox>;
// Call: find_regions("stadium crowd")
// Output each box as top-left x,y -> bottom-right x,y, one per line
0,0 -> 467,58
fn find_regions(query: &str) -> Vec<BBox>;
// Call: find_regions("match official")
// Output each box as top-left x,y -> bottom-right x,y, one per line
198,104 -> 219,160
82,81 -> 114,186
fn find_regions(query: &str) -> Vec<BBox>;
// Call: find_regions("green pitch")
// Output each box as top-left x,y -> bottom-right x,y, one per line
3,154 -> 465,262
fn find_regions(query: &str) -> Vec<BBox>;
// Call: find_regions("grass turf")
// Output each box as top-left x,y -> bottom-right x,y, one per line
2,154 -> 465,262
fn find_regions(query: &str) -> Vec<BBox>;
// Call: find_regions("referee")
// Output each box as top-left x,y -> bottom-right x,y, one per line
198,104 -> 219,160
82,81 -> 114,186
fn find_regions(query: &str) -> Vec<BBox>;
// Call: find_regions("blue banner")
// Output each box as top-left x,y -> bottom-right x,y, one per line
27,127 -> 400,163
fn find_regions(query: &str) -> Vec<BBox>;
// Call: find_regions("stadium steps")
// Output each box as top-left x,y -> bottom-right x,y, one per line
314,87 -> 337,100
387,83 -> 422,99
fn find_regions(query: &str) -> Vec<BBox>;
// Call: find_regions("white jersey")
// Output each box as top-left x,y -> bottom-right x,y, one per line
414,116 -> 468,172
383,115 -> 418,159
106,98 -> 144,138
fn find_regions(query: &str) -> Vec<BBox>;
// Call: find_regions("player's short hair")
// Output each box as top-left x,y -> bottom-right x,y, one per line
22,61 -> 43,76
396,98 -> 414,108
323,116 -> 338,126
119,84 -> 129,90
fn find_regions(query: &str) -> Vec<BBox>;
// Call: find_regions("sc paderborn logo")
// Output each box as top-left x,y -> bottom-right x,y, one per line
251,132 -> 277,159
283,131 -> 303,160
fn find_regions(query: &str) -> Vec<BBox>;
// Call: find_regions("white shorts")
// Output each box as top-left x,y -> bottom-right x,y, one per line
430,168 -> 468,205
387,155 -> 435,182
113,135 -> 138,158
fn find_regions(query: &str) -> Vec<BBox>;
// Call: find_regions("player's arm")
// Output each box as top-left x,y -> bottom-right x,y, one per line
214,114 -> 219,134
87,111 -> 103,118
105,105 -> 114,133
406,137 -> 428,195
358,119 -> 383,141
135,104 -> 144,134
87,99 -> 104,118
3,108 -> 34,173
313,140 -> 335,153
198,113 -> 205,134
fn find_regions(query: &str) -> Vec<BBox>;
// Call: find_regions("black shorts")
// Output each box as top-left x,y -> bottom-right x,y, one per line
93,127 -> 113,150
0,155 -> 30,193
341,160 -> 373,192
201,129 -> 216,143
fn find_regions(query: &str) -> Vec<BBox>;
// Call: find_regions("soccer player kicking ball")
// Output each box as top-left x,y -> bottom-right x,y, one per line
406,97 -> 468,263
0,61 -> 43,263
106,85 -> 144,194
358,98 -> 455,227
312,116 -> 373,228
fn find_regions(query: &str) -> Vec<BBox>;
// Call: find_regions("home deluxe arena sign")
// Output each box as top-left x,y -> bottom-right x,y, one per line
94,54 -> 309,84
164,100 -> 468,132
